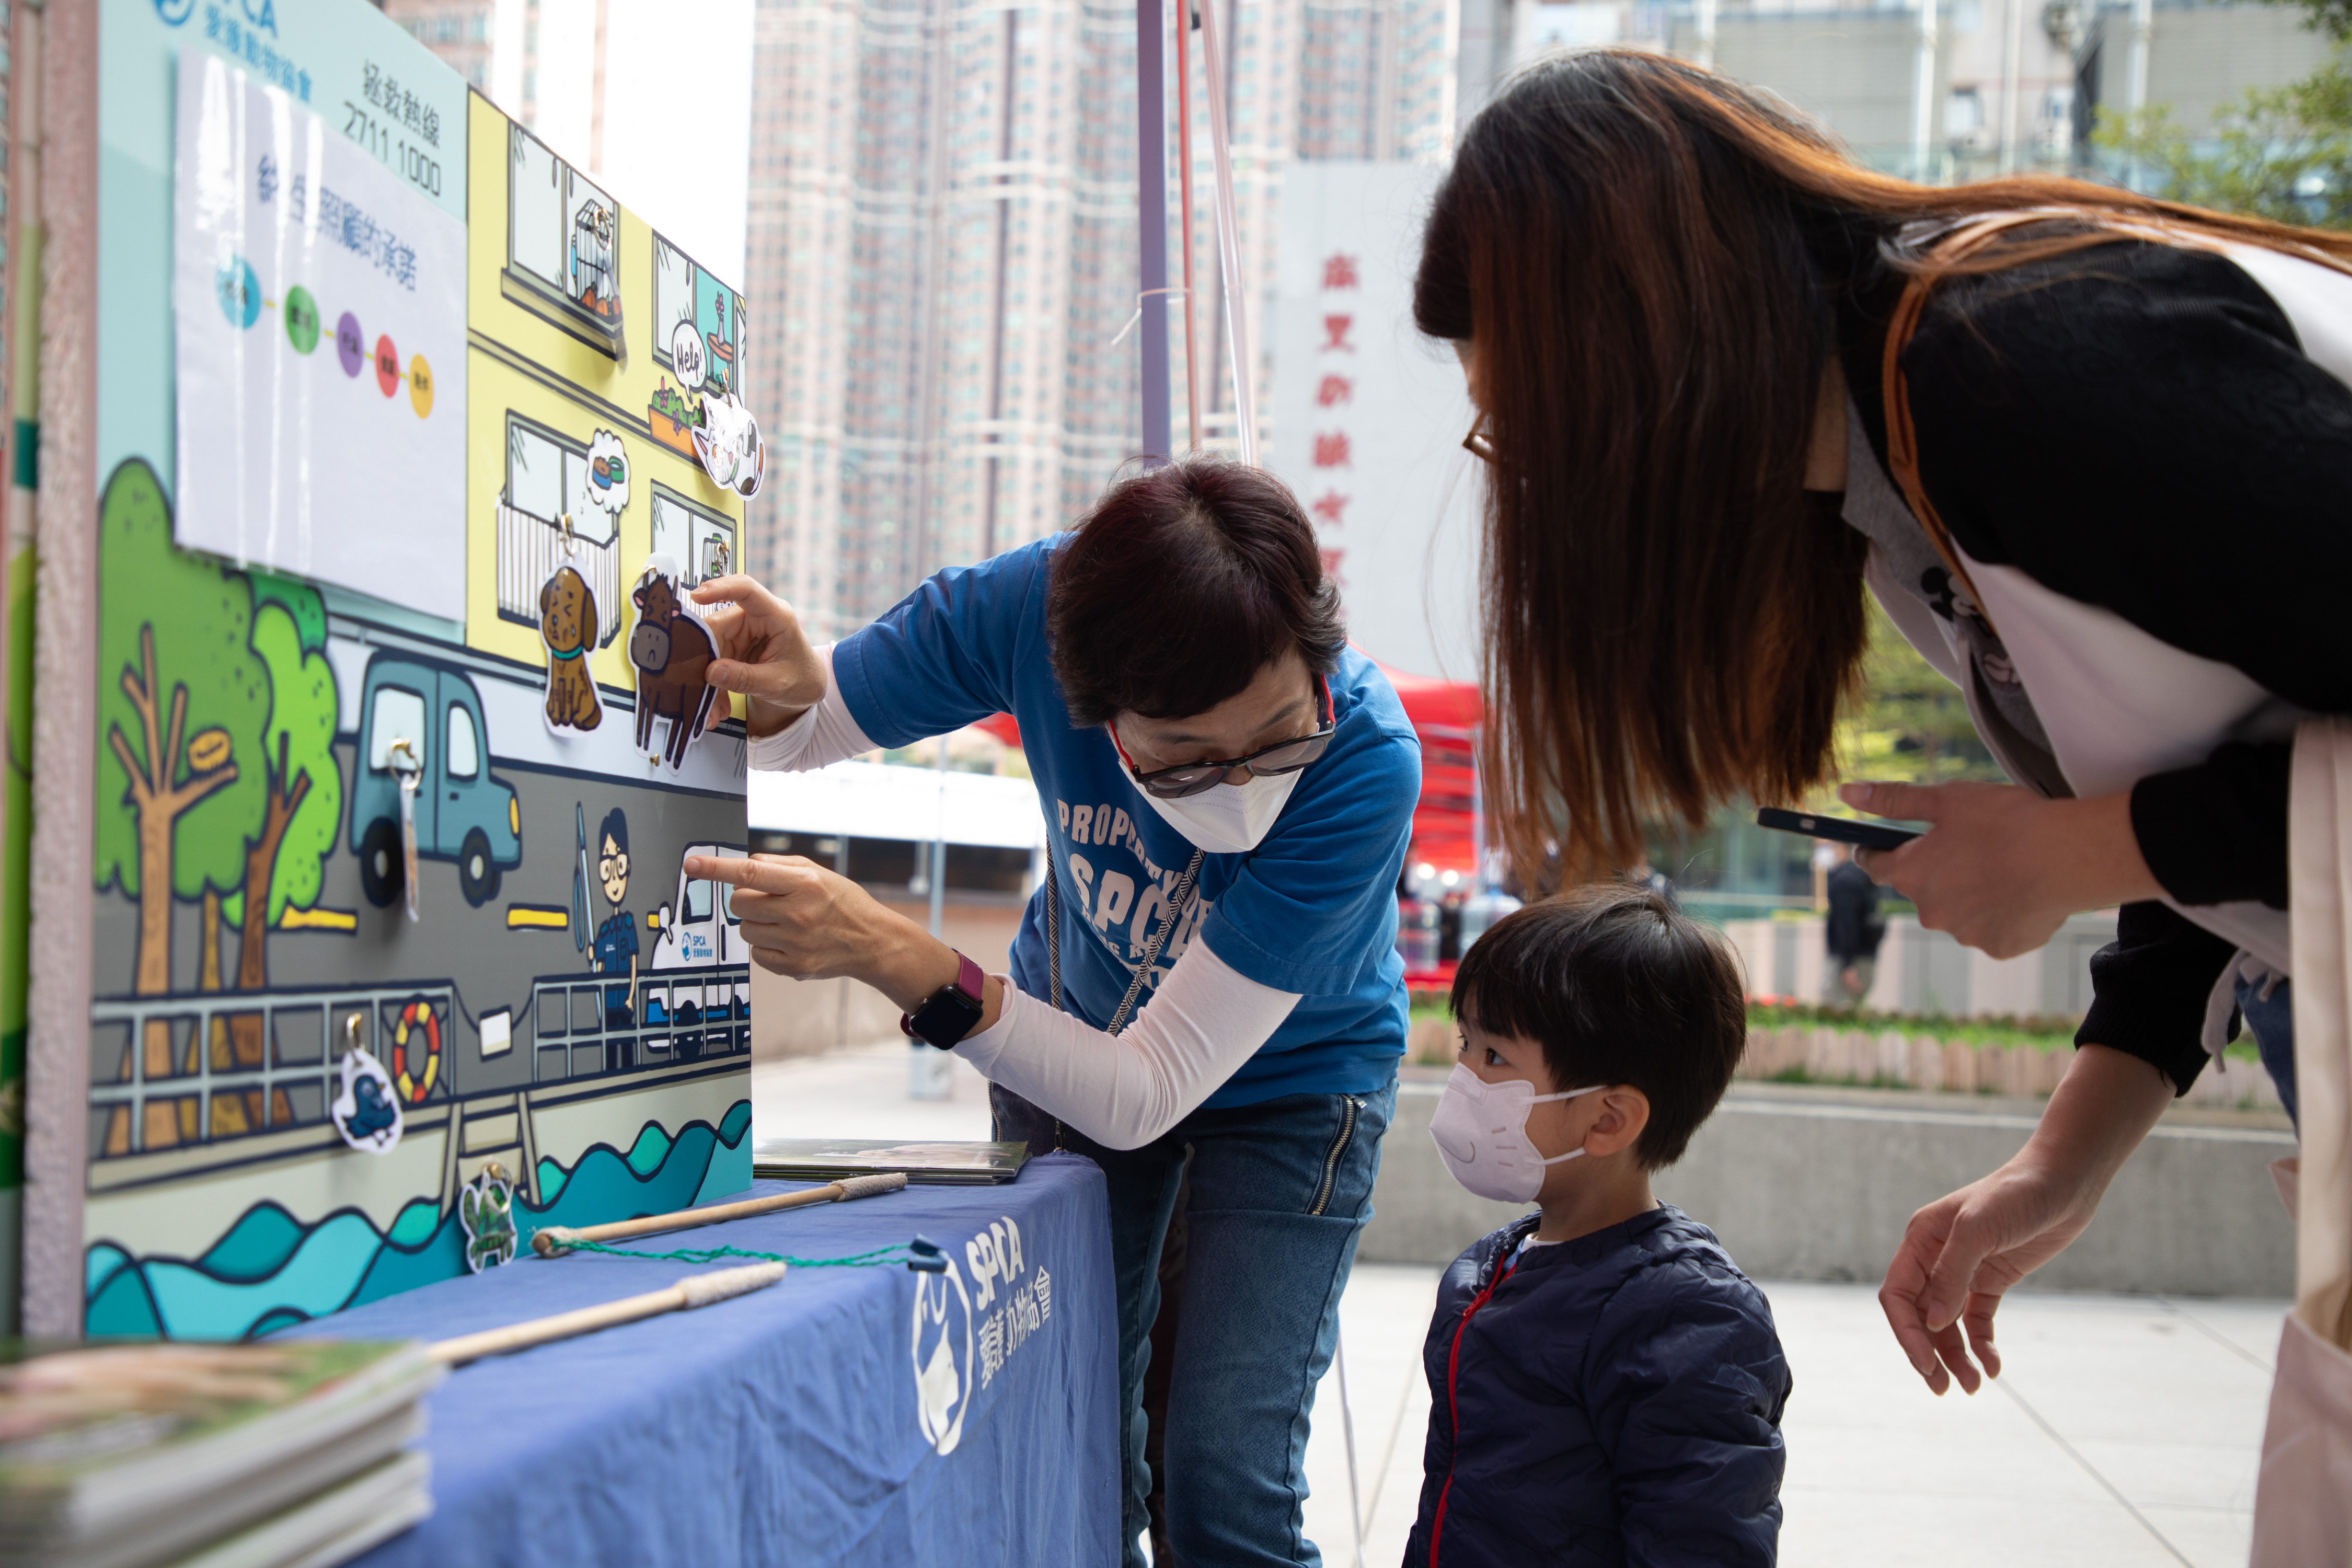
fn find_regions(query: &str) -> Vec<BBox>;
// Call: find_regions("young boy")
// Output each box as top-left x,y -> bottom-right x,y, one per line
1406,884 -> 1790,1566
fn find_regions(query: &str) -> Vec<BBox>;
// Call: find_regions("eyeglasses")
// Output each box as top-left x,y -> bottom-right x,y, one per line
598,854 -> 629,877
1462,417 -> 1495,465
1111,676 -> 1336,800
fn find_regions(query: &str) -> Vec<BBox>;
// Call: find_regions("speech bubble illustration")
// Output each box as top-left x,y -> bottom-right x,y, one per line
670,318 -> 708,389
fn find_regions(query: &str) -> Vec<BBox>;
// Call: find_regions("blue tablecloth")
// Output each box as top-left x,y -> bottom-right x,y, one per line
303,1154 -> 1119,1567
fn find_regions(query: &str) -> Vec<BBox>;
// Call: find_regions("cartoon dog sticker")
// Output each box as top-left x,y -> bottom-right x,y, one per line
539,563 -> 603,733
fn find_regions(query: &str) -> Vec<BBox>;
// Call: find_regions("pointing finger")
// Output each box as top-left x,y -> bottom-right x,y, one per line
686,854 -> 819,895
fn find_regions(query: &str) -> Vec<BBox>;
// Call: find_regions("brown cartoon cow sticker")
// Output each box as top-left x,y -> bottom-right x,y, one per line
628,554 -> 718,770
540,559 -> 604,733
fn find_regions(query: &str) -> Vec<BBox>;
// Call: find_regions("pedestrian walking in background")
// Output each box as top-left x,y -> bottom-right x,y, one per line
1823,842 -> 1884,1009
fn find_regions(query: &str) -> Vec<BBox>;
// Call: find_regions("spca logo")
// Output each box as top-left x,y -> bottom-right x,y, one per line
159,0 -> 277,29
911,1253 -> 975,1456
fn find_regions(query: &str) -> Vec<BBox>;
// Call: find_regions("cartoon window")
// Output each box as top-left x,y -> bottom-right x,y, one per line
651,234 -> 746,400
506,416 -> 612,544
649,487 -> 737,587
508,125 -> 621,341
685,878 -> 714,924
368,686 -> 427,772
446,704 -> 480,780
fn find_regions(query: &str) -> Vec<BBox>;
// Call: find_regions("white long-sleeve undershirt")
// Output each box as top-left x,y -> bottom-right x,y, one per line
742,644 -> 877,773
955,939 -> 1301,1150
737,656 -> 1302,1145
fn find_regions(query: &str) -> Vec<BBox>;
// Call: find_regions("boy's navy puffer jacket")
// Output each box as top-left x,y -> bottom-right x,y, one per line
1403,1205 -> 1791,1567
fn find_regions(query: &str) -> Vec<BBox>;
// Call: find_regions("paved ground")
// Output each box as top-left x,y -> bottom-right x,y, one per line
755,1044 -> 2285,1567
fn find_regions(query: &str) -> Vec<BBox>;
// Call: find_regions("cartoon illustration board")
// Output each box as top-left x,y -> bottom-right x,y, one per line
74,66 -> 760,1348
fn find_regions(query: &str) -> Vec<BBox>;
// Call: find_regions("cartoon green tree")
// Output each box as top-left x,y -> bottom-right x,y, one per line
93,461 -> 268,1151
212,580 -> 342,1135
226,579 -> 340,985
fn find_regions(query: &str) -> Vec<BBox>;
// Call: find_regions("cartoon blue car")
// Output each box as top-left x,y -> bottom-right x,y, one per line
351,653 -> 524,908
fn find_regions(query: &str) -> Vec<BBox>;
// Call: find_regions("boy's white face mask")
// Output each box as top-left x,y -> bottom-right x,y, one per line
1428,1064 -> 1605,1204
1131,767 -> 1301,856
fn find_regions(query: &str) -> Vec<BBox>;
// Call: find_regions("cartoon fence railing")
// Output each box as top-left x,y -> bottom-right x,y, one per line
528,964 -> 752,1082
497,502 -> 622,648
89,983 -> 458,1157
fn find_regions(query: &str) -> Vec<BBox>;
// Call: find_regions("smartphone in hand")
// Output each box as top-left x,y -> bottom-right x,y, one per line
1755,806 -> 1922,853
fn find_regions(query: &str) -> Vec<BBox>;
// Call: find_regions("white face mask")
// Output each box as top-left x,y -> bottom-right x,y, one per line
1130,766 -> 1301,855
1427,1064 -> 1605,1204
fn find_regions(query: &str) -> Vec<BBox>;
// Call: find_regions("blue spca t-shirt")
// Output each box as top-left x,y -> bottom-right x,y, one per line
832,535 -> 1419,1107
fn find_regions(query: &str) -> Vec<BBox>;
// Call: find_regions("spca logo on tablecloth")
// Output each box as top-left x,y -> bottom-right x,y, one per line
910,1216 -> 1056,1455
912,1253 -> 975,1456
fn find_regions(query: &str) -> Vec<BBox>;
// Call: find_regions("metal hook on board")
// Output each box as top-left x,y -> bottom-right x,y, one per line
342,1013 -> 366,1057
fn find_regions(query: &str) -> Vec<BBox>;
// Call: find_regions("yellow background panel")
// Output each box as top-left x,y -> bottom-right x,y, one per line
462,91 -> 744,715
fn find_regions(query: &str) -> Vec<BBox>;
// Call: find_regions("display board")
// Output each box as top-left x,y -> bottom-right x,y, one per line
66,0 -> 755,1340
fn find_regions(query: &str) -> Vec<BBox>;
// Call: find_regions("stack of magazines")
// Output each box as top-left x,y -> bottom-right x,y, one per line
754,1137 -> 1031,1185
0,1339 -> 441,1568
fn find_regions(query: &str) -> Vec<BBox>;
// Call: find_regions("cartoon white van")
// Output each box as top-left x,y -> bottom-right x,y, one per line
650,844 -> 748,971
641,843 -> 749,1055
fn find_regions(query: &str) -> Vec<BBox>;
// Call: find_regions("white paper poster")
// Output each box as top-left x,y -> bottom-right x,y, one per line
1266,161 -> 1481,685
172,48 -> 468,621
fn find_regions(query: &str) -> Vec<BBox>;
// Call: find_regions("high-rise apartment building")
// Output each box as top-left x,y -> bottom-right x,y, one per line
383,0 -> 543,131
745,0 -> 1456,639
380,0 -> 498,91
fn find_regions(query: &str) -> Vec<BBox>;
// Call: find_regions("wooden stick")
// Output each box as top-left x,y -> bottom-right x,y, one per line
428,1263 -> 788,1365
529,1171 -> 908,1257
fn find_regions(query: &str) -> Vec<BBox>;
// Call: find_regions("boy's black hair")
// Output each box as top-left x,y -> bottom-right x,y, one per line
599,806 -> 629,858
1450,883 -> 1746,1170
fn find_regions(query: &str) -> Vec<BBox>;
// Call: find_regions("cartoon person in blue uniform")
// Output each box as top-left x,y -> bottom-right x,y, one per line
592,807 -> 639,1069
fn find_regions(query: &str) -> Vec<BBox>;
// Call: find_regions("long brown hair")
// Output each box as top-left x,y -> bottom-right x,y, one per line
1415,49 -> 2352,881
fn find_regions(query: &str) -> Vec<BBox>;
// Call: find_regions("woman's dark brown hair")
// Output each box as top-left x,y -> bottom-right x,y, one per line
1048,455 -> 1346,726
1415,48 -> 2352,880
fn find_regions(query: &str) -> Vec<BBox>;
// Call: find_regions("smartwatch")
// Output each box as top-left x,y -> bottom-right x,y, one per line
901,952 -> 987,1050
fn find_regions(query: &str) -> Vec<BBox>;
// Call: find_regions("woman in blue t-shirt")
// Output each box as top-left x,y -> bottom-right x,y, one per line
687,456 -> 1421,1568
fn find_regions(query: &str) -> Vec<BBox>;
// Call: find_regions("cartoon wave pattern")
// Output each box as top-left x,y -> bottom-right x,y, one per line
84,1099 -> 754,1341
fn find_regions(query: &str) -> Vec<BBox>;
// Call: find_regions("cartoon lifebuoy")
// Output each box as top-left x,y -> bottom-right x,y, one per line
392,1001 -> 441,1104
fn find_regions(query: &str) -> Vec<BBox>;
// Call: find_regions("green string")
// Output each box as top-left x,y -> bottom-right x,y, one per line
553,1237 -> 927,1270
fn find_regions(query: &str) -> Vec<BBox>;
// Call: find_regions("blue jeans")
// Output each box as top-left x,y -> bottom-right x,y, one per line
993,1075 -> 1396,1568
2239,973 -> 2298,1128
